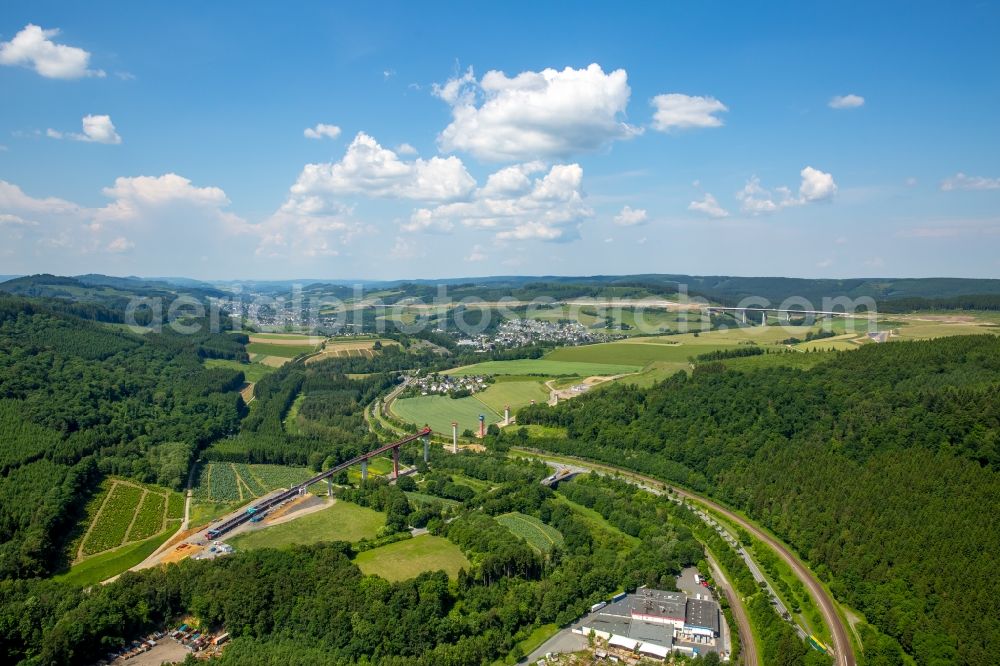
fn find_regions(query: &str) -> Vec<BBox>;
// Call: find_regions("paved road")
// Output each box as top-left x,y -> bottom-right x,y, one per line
523,629 -> 587,664
525,451 -> 854,666
705,550 -> 758,666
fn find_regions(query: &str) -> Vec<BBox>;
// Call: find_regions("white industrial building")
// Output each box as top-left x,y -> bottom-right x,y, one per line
572,588 -> 721,661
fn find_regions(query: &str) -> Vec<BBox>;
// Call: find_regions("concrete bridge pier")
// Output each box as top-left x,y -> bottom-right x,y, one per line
392,446 -> 400,479
327,477 -> 333,497
741,310 -> 747,324
361,459 -> 368,481
451,421 -> 458,453
422,434 -> 430,464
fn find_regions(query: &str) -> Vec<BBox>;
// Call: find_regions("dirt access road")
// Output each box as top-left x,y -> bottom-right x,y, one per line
517,449 -> 855,666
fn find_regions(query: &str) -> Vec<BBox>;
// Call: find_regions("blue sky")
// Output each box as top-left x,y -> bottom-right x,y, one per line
1,1 -> 998,280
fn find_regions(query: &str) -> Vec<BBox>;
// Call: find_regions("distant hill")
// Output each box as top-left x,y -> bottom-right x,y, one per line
0,274 -> 228,324
280,274 -> 1000,309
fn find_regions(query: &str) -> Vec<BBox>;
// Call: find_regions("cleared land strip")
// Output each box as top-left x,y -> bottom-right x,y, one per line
511,448 -> 855,666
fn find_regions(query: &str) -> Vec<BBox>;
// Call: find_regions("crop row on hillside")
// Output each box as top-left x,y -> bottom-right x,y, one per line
81,483 -> 144,555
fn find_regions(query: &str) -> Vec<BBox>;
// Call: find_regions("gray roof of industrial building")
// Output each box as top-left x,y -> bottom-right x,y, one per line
631,589 -> 687,619
627,619 -> 673,647
685,597 -> 720,633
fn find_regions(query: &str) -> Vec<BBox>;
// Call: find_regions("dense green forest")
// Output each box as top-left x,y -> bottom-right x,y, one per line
270,273 -> 1000,308
0,296 -> 246,578
1,450 -> 718,665
519,334 -> 1000,665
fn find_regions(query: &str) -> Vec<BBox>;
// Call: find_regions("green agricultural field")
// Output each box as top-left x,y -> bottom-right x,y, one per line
355,534 -> 470,581
80,483 -> 145,556
514,424 -> 568,439
204,358 -> 275,383
473,380 -> 551,412
194,462 -> 313,503
55,531 -> 175,587
405,491 -> 462,507
74,478 -> 183,568
890,317 -> 999,340
496,512 -> 564,553
246,342 -> 319,358
346,456 -> 394,484
794,333 -> 864,352
126,492 -> 166,541
447,358 -> 640,377
546,341 -> 689,366
247,332 -> 326,342
392,394 -> 502,435
227,501 -> 384,550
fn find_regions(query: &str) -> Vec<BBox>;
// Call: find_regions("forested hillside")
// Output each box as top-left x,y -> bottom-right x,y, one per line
0,296 -> 246,578
519,334 -> 1000,665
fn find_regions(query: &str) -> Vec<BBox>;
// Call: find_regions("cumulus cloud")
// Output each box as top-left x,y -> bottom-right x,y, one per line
106,236 -> 134,253
396,143 -> 418,156
407,163 -> 592,242
941,173 -> 1000,191
303,123 -> 341,140
688,193 -> 729,218
829,94 -> 865,109
651,94 -> 727,131
289,132 -> 475,202
737,167 -> 837,214
799,166 -> 837,201
614,205 -> 648,226
255,200 -> 359,258
259,133 -> 480,258
465,244 -> 487,262
434,63 -> 639,161
48,114 -> 122,144
0,24 -> 104,79
95,173 -> 244,237
0,179 -> 82,217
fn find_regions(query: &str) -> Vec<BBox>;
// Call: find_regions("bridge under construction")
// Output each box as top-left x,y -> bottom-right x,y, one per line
205,428 -> 432,541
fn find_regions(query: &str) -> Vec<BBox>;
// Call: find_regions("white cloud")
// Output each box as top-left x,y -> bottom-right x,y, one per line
434,63 -> 639,161
737,167 -> 837,214
256,201 -> 359,258
941,173 -> 1000,191
106,236 -> 134,253
96,174 -> 240,230
303,123 -> 341,140
799,166 -> 837,201
688,193 -> 729,218
465,244 -> 487,262
0,24 -> 104,79
829,94 -> 865,109
408,163 -> 592,242
614,205 -> 648,226
289,132 -> 475,201
396,143 -> 418,156
651,94 -> 727,131
260,132 -> 477,258
48,114 -> 121,144
0,179 -> 82,216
